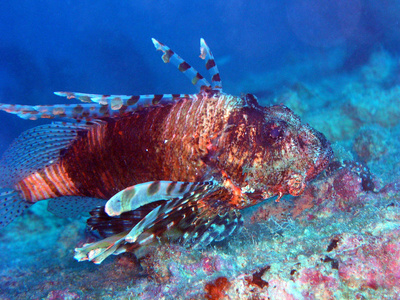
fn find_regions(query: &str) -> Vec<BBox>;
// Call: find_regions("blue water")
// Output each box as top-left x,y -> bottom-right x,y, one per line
1,1 -> 400,299
1,1 -> 396,150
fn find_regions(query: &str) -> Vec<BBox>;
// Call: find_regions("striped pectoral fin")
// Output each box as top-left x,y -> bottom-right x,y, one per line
180,206 -> 244,248
200,38 -> 223,91
152,38 -> 211,91
74,231 -> 129,264
105,180 -> 216,216
75,192 -> 205,263
75,184 -> 244,264
120,189 -> 244,247
74,181 -> 217,263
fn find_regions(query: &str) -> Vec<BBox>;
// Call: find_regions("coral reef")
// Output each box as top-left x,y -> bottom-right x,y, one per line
2,158 -> 399,299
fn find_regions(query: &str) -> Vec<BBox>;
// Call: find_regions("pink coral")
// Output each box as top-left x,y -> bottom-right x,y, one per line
299,268 -> 339,299
332,168 -> 363,208
45,289 -> 79,300
337,232 -> 400,291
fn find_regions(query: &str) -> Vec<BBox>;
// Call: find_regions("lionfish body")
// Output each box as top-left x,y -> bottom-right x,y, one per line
0,39 -> 333,263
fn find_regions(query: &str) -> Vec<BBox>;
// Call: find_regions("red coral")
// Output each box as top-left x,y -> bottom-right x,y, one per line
204,277 -> 231,300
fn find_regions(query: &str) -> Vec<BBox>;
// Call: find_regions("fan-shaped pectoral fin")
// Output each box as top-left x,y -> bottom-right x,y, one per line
75,182 -> 244,263
105,180 -> 216,216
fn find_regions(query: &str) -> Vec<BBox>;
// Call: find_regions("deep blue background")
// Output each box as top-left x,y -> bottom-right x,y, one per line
1,0 -> 399,153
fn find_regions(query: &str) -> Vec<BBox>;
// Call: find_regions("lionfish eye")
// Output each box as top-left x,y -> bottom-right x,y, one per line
270,127 -> 281,138
263,120 -> 286,143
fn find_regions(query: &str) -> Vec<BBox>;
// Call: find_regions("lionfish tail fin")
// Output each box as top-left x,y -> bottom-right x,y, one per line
152,38 -> 211,91
0,189 -> 31,228
0,122 -> 91,189
200,38 -> 223,91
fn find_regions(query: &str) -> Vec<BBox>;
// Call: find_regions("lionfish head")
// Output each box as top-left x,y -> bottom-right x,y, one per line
244,104 -> 333,201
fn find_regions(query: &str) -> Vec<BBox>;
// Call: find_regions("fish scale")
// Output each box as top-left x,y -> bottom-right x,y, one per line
0,38 -> 333,263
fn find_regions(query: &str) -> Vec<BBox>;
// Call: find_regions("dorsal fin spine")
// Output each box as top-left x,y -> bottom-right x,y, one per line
200,38 -> 223,91
152,38 -> 211,91
0,93 -> 191,122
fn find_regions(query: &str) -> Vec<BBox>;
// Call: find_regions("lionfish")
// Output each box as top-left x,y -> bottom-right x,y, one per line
0,39 -> 333,263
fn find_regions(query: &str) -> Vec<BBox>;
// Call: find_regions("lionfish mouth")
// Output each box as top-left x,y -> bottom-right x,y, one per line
245,189 -> 276,205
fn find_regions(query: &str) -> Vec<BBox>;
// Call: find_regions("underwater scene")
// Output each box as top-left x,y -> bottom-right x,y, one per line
1,1 -> 400,299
